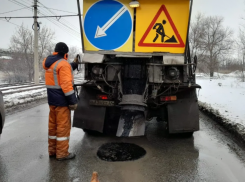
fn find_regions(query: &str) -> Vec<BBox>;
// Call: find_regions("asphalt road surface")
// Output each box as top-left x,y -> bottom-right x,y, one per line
1,103 -> 245,182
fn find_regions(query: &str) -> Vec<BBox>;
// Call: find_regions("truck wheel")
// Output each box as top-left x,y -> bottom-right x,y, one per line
184,132 -> 194,137
167,131 -> 194,138
83,129 -> 101,135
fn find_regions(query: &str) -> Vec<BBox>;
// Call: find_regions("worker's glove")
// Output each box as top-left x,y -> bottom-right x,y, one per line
69,104 -> 78,110
73,54 -> 80,64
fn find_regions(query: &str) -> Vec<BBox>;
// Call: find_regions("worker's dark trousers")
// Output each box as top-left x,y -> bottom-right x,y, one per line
48,105 -> 71,159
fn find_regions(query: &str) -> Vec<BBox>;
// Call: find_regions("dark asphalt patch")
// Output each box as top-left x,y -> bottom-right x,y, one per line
97,142 -> 146,162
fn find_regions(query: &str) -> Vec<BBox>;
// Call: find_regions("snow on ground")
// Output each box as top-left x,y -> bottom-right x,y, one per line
2,72 -> 85,111
197,72 -> 245,129
3,88 -> 47,109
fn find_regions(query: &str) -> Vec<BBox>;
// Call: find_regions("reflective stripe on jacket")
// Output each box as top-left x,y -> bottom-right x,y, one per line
43,53 -> 78,106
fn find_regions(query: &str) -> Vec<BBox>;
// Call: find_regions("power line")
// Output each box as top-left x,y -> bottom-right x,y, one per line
9,0 -> 33,11
7,0 -> 81,41
38,10 -> 80,39
0,14 -> 78,19
38,7 -> 78,15
1,7 -> 80,48
43,17 -> 80,41
0,7 -> 29,15
38,11 -> 80,40
0,19 -> 22,27
21,0 -> 33,5
0,20 -> 81,50
37,7 -> 80,37
37,1 -> 80,32
39,6 -> 80,31
14,0 -> 80,35
0,19 -> 40,35
36,3 -> 80,37
10,0 -> 80,36
1,19 -> 80,43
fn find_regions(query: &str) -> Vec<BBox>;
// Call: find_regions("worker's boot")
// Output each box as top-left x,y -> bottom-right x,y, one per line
57,153 -> 76,161
49,154 -> 56,158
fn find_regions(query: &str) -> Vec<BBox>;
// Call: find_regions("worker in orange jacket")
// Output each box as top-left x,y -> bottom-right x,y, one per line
43,42 -> 79,161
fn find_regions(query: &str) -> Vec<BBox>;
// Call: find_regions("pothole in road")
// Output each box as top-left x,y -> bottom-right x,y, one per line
97,142 -> 146,162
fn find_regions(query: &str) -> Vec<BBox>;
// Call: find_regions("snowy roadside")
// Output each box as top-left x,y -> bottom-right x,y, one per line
3,73 -> 85,114
3,88 -> 47,114
197,73 -> 245,142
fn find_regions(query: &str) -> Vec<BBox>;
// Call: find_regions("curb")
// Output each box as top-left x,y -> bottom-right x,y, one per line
199,101 -> 245,144
5,98 -> 47,115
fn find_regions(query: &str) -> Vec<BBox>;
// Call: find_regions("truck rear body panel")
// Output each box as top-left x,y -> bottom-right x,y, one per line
73,0 -> 199,137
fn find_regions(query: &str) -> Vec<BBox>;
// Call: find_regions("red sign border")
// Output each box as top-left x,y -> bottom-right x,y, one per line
138,5 -> 185,47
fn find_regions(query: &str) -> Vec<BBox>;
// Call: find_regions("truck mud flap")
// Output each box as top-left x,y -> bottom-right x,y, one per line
167,89 -> 199,133
73,86 -> 106,133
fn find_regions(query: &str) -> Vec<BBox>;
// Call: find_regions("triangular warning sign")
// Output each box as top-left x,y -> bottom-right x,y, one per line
138,5 -> 185,47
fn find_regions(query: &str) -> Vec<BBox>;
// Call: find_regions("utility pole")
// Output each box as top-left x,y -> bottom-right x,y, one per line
33,0 -> 39,84
77,0 -> 84,53
243,52 -> 245,82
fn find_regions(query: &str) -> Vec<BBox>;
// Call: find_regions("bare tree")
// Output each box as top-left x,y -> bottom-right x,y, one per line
38,26 -> 55,62
237,28 -> 245,82
189,13 -> 206,58
190,15 -> 234,77
201,16 -> 234,77
0,52 -> 30,83
9,24 -> 34,81
3,24 -> 56,82
38,26 -> 55,80
67,46 -> 80,63
46,43 -> 55,55
190,14 -> 210,74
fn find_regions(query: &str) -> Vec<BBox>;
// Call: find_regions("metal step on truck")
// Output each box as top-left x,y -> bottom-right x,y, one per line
73,0 -> 200,137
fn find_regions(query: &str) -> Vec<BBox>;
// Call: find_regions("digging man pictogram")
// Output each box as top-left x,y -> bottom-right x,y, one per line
152,20 -> 177,43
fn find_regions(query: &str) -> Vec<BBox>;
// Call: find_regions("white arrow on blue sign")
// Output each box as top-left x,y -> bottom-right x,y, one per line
84,0 -> 133,50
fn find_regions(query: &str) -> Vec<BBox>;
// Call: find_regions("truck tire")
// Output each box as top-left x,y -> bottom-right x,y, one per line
0,113 -> 2,135
184,132 -> 194,137
83,129 -> 101,135
167,130 -> 194,138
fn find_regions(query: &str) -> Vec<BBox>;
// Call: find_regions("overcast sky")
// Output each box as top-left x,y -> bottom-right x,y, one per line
0,0 -> 244,51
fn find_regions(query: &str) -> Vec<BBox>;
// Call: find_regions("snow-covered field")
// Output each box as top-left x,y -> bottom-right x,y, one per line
197,73 -> 245,125
197,72 -> 245,139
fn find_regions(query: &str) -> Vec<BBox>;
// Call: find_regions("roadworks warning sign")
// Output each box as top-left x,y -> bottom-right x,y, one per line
135,0 -> 190,54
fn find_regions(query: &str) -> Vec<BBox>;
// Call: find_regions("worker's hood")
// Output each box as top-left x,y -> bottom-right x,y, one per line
44,54 -> 65,69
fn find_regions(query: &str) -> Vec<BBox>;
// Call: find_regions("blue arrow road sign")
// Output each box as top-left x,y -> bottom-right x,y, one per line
84,0 -> 133,50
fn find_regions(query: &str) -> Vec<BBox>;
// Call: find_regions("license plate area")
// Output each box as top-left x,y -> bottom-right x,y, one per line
89,100 -> 115,106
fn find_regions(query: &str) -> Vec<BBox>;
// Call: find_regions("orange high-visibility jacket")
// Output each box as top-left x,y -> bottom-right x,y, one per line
43,53 -> 78,106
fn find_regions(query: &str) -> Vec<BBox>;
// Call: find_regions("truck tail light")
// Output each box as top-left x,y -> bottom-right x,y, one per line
160,96 -> 177,101
97,95 -> 108,100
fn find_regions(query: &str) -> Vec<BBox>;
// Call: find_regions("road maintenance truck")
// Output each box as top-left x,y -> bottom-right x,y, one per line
73,0 -> 200,137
